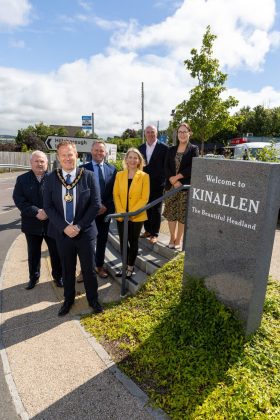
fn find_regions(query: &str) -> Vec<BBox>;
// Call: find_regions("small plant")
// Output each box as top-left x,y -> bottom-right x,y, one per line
257,144 -> 279,162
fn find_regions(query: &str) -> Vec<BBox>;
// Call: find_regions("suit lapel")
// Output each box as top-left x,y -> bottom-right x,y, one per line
54,174 -> 65,216
141,145 -> 147,162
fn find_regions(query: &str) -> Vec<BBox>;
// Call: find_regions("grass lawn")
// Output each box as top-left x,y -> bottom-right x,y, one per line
81,254 -> 280,419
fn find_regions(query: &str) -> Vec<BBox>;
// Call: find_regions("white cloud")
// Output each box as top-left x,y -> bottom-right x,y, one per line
229,86 -> 280,110
0,0 -> 32,29
78,1 -> 92,12
111,0 -> 280,71
1,0 -> 280,137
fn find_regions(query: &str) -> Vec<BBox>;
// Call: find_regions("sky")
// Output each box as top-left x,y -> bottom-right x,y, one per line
0,0 -> 280,139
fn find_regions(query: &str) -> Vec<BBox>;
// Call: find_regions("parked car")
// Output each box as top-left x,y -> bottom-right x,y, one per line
234,142 -> 272,160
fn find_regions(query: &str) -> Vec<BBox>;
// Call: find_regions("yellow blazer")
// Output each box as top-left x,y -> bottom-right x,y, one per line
113,169 -> 150,222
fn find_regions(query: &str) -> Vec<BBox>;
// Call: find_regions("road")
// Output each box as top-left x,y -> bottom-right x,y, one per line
0,171 -> 22,420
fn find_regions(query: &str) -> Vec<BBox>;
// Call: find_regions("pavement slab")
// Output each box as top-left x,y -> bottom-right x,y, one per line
0,234 -> 160,419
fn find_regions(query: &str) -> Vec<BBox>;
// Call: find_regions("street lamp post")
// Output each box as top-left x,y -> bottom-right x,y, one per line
170,109 -> 177,145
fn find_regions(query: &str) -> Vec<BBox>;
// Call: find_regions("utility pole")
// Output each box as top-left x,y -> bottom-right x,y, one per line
141,82 -> 144,142
92,112 -> 95,138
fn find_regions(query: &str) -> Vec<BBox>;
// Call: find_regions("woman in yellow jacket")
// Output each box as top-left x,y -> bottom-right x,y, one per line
113,148 -> 150,278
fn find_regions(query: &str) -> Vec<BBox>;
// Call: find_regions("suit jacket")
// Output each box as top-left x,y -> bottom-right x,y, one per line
13,170 -> 49,235
165,142 -> 199,189
139,141 -> 169,194
113,169 -> 150,222
43,168 -> 101,240
81,161 -> 117,215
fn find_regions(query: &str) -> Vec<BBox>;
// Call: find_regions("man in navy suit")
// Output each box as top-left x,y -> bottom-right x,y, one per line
13,151 -> 63,290
139,125 -> 168,244
81,140 -> 117,278
43,140 -> 102,316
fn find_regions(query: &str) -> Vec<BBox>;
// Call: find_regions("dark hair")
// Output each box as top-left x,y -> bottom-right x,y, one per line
177,122 -> 193,137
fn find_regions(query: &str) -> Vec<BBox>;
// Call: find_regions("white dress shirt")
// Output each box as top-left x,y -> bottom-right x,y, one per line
62,169 -> 77,223
146,139 -> 157,164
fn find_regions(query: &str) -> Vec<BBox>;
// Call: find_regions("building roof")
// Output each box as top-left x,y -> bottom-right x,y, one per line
50,125 -> 84,137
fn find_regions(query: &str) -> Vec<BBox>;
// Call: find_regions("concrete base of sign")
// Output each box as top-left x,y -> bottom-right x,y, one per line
183,158 -> 280,336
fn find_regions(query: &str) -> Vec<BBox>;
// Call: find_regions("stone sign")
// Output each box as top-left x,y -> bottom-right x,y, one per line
184,158 -> 280,335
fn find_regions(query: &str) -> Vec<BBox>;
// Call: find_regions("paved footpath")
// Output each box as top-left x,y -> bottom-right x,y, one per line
1,230 -> 280,420
0,234 -> 166,420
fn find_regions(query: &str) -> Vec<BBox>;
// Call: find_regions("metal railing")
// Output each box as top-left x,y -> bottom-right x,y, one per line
106,184 -> 190,296
0,164 -> 31,171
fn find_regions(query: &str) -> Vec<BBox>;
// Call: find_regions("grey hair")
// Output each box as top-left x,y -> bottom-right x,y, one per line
30,150 -> 48,162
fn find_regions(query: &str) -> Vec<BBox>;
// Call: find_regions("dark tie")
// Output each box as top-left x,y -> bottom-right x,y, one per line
97,164 -> 105,197
65,174 -> 74,224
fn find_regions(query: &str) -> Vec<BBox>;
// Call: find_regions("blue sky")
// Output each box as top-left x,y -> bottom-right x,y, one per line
0,0 -> 280,137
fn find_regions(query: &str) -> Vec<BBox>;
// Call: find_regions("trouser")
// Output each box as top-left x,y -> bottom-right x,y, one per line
57,233 -> 98,304
25,233 -> 62,282
94,215 -> 110,267
117,221 -> 143,266
144,192 -> 163,237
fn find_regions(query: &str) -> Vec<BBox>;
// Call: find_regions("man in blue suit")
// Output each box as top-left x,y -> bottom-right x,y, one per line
43,140 -> 102,316
81,140 -> 117,278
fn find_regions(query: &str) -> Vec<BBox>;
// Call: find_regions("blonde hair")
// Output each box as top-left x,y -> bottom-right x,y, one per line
123,148 -> 145,171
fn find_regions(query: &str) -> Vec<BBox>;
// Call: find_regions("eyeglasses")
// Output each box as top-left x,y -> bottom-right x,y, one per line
178,130 -> 189,134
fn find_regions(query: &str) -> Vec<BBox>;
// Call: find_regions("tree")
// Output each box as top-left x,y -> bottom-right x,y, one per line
15,122 -> 67,151
122,128 -> 138,139
172,26 -> 239,154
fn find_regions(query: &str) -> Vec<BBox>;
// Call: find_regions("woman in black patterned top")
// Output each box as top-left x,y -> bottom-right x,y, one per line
163,123 -> 199,249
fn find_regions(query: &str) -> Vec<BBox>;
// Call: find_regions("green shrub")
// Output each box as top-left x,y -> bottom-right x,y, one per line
82,255 -> 280,419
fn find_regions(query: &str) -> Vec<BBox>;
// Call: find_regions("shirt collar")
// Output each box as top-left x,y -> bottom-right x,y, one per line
62,169 -> 76,179
92,159 -> 104,167
146,139 -> 157,148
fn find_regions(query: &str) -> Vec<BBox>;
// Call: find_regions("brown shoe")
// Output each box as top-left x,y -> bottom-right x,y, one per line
140,231 -> 151,238
149,236 -> 157,244
76,272 -> 84,283
96,266 -> 109,278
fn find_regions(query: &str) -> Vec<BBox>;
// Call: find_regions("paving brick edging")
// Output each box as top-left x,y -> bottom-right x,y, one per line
0,237 -> 29,420
75,319 -> 169,420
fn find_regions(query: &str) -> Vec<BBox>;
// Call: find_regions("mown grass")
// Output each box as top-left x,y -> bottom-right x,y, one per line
81,255 -> 280,419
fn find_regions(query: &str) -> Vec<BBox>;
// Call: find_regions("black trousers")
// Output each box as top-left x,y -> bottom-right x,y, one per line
95,214 -> 110,267
57,233 -> 98,304
144,188 -> 164,237
117,221 -> 143,266
25,233 -> 62,282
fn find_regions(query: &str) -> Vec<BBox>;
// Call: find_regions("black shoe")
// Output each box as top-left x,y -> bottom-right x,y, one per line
25,279 -> 39,290
90,300 -> 103,314
54,277 -> 64,287
115,269 -> 123,277
58,301 -> 73,316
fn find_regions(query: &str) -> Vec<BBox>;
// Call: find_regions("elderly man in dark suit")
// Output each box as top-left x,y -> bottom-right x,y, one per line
81,140 -> 117,278
139,125 -> 168,244
43,140 -> 102,316
13,151 -> 63,290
